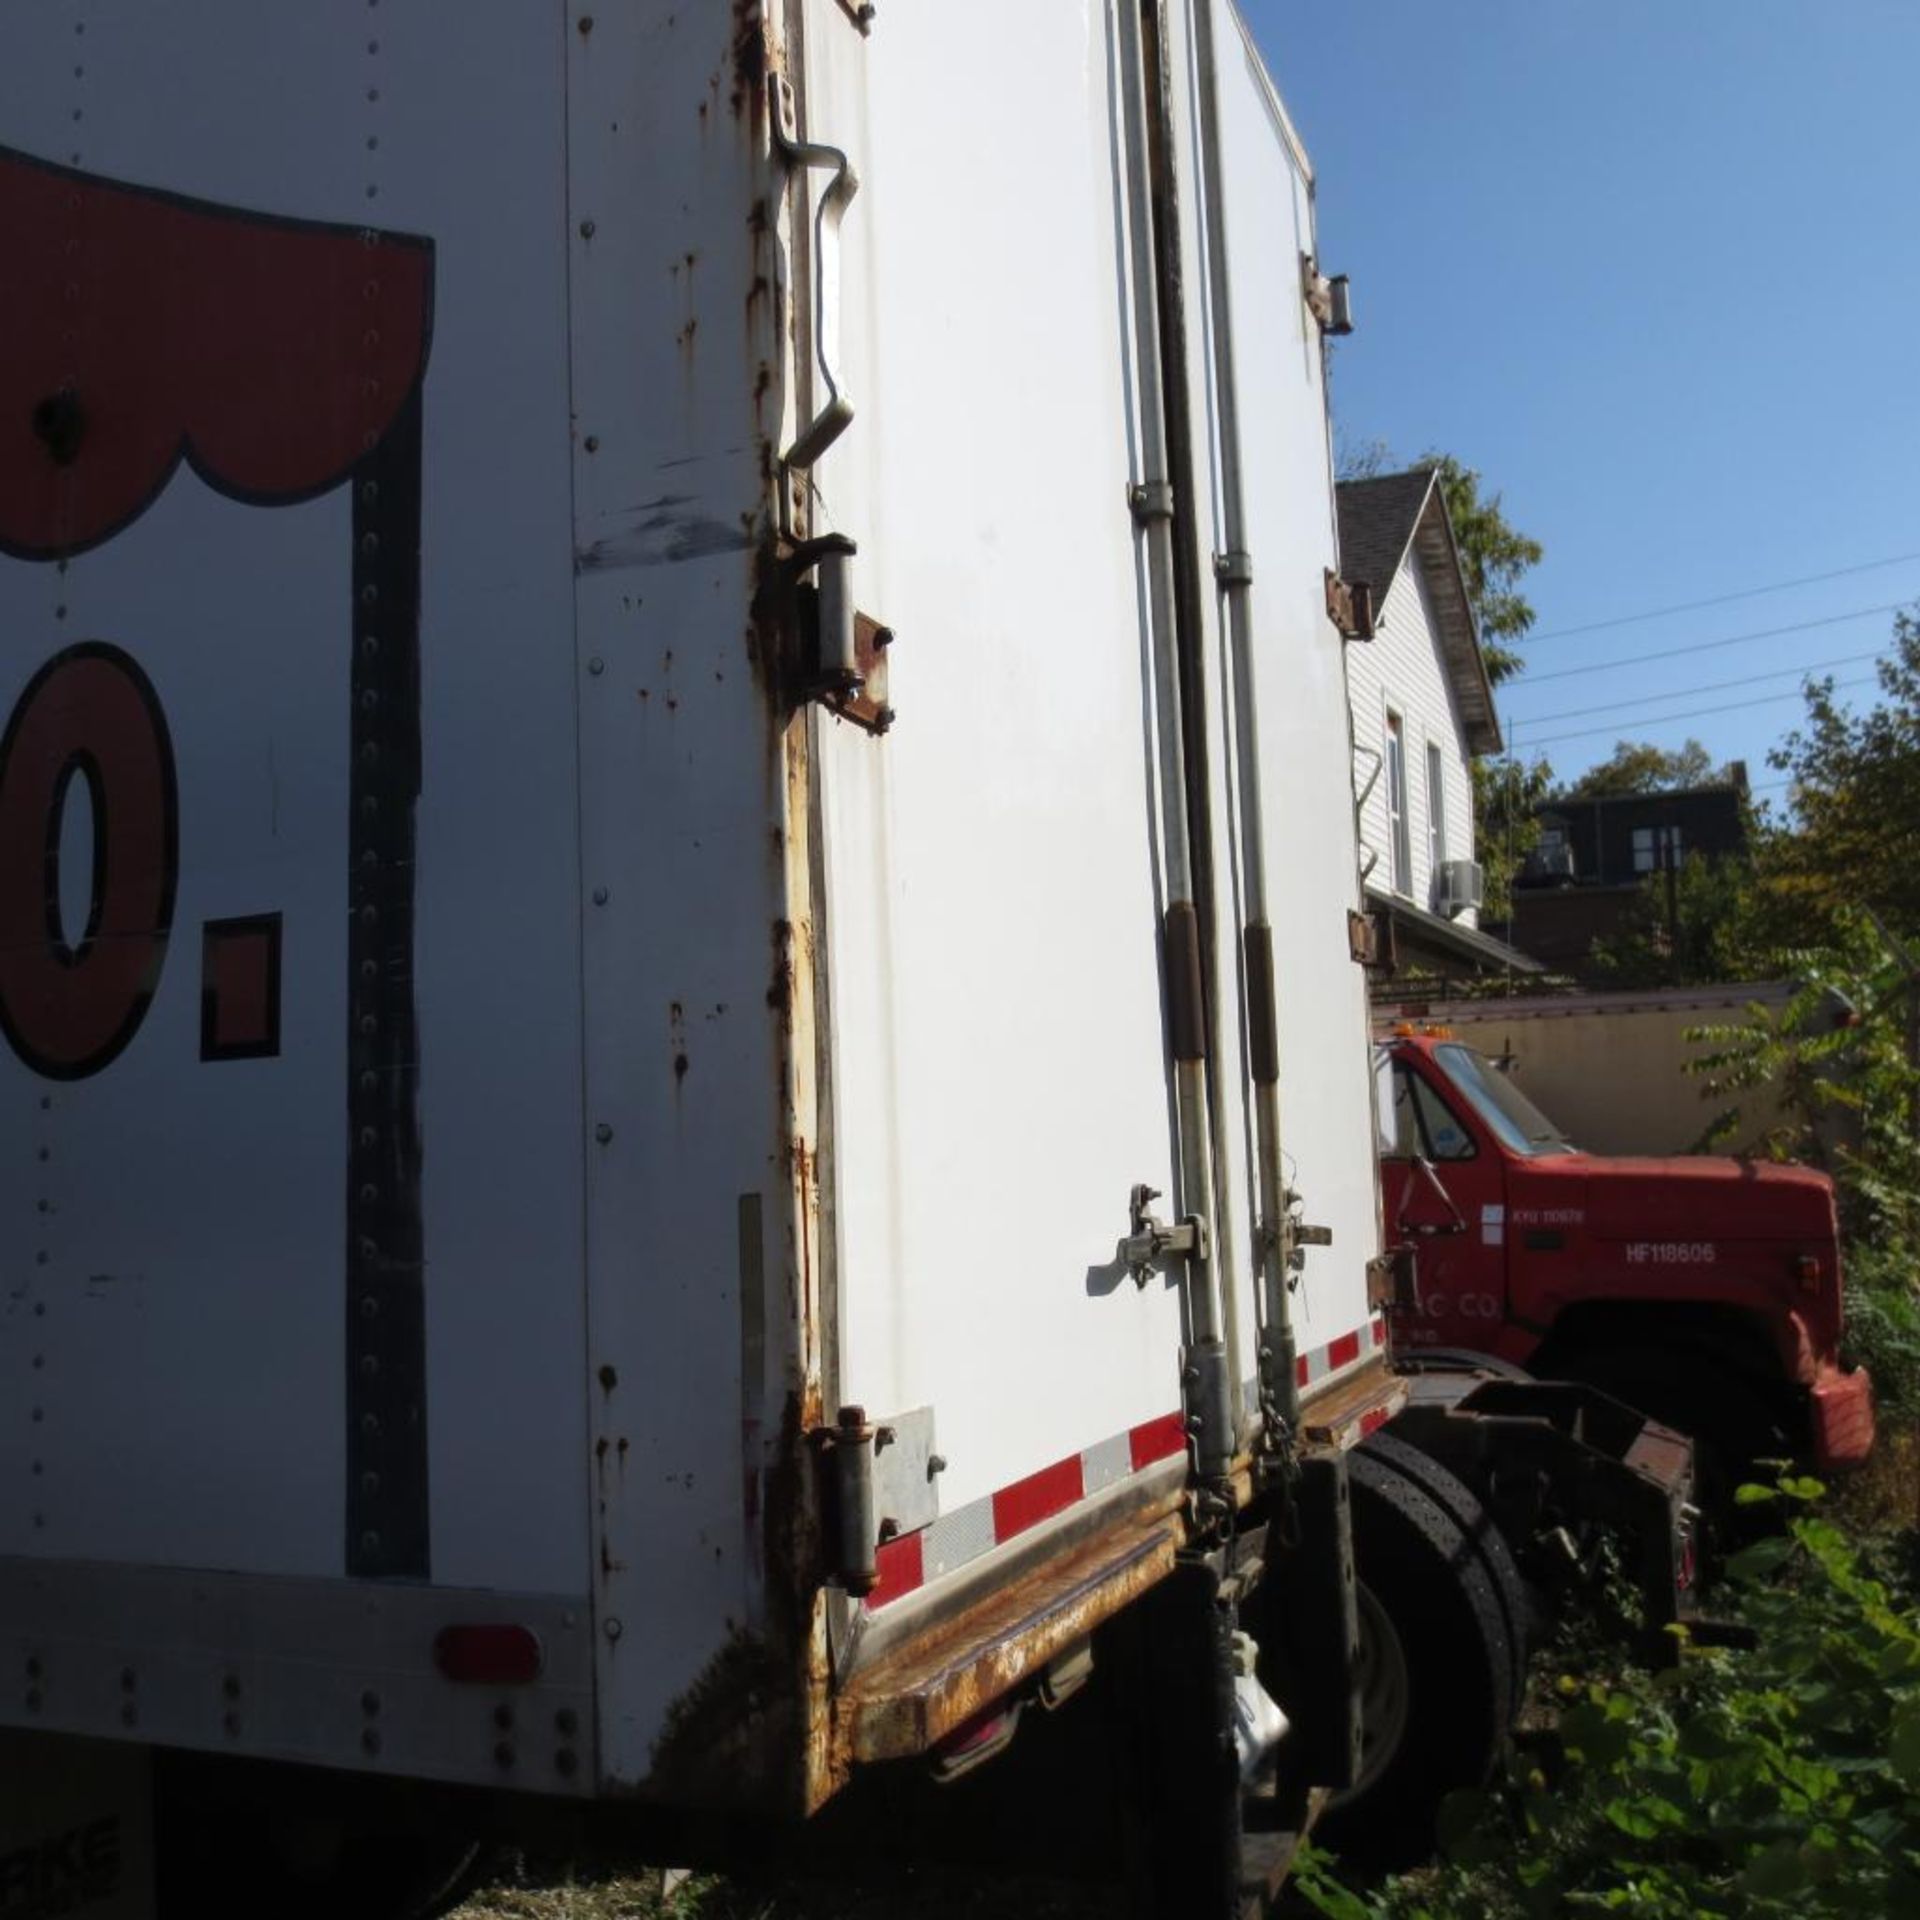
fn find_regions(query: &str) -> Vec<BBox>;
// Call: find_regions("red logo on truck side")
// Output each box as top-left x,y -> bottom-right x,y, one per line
0,147 -> 437,1579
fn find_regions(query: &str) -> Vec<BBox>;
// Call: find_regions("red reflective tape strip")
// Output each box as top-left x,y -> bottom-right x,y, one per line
992,1454 -> 1084,1542
1295,1352 -> 1311,1388
1326,1329 -> 1363,1373
1128,1411 -> 1187,1472
869,1530 -> 925,1607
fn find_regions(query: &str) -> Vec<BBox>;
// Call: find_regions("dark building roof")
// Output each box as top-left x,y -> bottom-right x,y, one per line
1527,775 -> 1750,891
1505,775 -> 1755,976
1335,467 -> 1501,755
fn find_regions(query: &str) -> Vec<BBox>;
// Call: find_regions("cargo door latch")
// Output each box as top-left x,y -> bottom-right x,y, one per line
1124,1183 -> 1209,1288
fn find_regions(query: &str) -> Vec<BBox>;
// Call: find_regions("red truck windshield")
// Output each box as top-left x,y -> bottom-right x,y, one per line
1430,1044 -> 1574,1159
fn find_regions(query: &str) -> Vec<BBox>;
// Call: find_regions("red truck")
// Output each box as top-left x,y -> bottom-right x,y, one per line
1379,1027 -> 1875,1491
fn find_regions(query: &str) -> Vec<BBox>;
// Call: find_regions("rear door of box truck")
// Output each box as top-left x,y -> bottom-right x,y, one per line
797,0 -> 1385,1666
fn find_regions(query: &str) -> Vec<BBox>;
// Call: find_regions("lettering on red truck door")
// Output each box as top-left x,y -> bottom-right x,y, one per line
0,146 -> 435,1579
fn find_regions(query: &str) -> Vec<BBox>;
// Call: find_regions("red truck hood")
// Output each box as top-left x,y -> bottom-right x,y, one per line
1525,1153 -> 1837,1242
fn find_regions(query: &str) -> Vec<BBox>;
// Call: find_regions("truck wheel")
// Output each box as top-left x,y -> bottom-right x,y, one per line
1358,1430 -> 1535,1694
1313,1447 -> 1521,1869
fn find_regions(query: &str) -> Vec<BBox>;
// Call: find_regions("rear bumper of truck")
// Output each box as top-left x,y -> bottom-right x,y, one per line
1810,1362 -> 1875,1472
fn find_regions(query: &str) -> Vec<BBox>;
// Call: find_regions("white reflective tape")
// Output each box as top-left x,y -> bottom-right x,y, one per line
1080,1432 -> 1134,1497
921,1500 -> 997,1583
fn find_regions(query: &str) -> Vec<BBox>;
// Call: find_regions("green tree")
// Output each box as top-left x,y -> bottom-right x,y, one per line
1587,849 -> 1765,989
1559,736 -> 1721,800
1428,454 -> 1542,689
1764,609 -> 1920,945
1474,754 -> 1552,935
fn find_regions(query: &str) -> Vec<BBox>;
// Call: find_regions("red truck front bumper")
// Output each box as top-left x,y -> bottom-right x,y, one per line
1811,1362 -> 1875,1471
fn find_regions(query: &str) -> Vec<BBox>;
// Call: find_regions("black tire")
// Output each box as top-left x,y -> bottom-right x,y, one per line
1359,1430 -> 1536,1694
1314,1447 -> 1521,1869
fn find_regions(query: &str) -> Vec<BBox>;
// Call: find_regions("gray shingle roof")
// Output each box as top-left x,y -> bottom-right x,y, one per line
1335,467 -> 1438,601
1335,466 -> 1501,757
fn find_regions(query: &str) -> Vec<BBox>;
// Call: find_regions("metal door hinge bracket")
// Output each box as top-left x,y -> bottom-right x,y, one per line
834,0 -> 877,31
1125,1182 -> 1209,1287
1324,568 -> 1375,640
1347,906 -> 1395,971
1301,254 -> 1354,336
1367,1248 -> 1416,1312
762,534 -> 895,735
1214,549 -> 1253,589
813,1403 -> 940,1595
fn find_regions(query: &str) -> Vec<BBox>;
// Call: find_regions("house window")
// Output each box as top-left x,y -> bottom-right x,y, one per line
1385,710 -> 1412,895
1632,825 -> 1683,874
1426,741 -> 1447,898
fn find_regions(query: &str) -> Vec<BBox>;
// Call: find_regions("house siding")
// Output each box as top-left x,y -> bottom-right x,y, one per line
1345,549 -> 1479,926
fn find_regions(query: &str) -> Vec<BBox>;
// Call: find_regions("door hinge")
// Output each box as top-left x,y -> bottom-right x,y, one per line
1347,907 -> 1396,971
1367,1248 -> 1416,1313
1324,568 -> 1376,641
793,546 -> 895,734
814,1404 -> 941,1595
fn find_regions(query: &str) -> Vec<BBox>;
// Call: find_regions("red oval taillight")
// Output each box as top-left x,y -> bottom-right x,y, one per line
433,1624 -> 545,1685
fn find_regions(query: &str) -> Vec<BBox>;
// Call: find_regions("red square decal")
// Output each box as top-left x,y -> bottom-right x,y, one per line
200,914 -> 281,1061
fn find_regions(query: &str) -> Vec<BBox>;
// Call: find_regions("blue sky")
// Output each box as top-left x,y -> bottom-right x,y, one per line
1244,1 -> 1920,802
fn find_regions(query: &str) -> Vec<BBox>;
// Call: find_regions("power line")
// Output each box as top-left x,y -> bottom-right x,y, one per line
1519,601 -> 1907,685
1527,550 -> 1920,644
1514,674 -> 1879,751
1512,647 -> 1885,729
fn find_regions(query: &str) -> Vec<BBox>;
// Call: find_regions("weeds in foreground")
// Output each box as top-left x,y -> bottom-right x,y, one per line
1297,1476 -> 1920,1919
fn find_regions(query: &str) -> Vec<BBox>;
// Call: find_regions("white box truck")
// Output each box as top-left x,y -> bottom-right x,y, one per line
0,4 -> 1696,1913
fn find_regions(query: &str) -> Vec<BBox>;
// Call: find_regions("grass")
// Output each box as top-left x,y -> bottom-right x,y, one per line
448,1857 -> 1116,1920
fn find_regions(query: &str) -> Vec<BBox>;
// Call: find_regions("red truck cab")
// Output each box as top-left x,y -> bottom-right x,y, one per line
1378,1028 -> 1874,1480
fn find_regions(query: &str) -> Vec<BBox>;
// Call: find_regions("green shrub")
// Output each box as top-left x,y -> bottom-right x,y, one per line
1296,1479 -> 1920,1919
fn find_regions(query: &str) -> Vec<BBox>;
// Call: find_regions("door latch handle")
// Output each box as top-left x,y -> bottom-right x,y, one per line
1125,1183 -> 1209,1287
769,74 -> 859,473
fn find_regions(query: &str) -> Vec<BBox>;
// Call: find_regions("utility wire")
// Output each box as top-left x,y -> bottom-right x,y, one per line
1513,674 -> 1879,751
1512,647 -> 1885,729
1527,550 -> 1920,644
1520,601 -> 1906,685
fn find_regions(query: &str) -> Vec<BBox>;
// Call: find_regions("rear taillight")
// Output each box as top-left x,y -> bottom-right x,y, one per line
433,1624 -> 544,1685
1795,1254 -> 1824,1290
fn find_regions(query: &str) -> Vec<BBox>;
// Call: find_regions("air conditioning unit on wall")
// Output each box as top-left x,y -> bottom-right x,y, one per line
1439,859 -> 1485,919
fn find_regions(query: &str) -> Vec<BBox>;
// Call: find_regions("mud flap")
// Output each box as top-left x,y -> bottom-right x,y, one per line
0,1733 -> 154,1920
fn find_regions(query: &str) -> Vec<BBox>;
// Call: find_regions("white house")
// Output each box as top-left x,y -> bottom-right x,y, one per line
1335,466 -> 1536,977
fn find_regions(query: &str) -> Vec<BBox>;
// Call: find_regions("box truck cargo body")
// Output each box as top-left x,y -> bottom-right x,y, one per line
1,0 -> 1372,1786
0,4 -> 1694,1911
